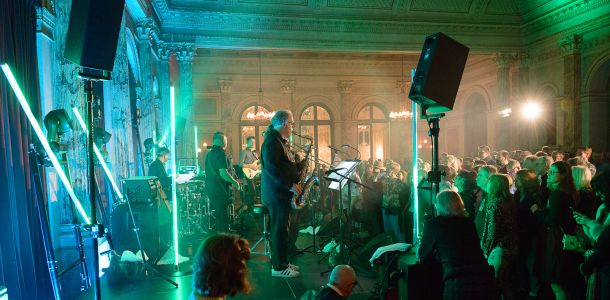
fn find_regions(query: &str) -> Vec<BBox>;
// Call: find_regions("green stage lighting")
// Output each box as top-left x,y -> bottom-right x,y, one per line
411,68 -> 420,243
194,125 -> 199,173
72,107 -> 124,201
170,86 -> 179,267
1,63 -> 90,224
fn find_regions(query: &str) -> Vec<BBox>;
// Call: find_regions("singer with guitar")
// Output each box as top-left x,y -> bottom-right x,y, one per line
261,109 -> 306,278
205,132 -> 241,232
239,136 -> 260,206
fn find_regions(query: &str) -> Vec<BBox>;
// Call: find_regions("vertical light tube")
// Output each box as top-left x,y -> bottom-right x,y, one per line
1,64 -> 90,224
410,68 -> 420,245
72,108 -> 124,200
170,86 -> 179,267
152,129 -> 157,160
194,125 -> 199,173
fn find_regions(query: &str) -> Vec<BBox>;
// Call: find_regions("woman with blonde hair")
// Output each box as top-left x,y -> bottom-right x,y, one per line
481,174 -> 518,300
572,165 -> 600,218
419,191 -> 498,299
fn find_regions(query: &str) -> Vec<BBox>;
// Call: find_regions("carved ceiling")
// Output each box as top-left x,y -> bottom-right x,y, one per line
147,0 -> 608,52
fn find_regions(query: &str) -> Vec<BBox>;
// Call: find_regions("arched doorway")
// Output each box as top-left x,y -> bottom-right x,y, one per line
463,93 -> 488,157
583,57 -> 610,152
357,103 -> 389,161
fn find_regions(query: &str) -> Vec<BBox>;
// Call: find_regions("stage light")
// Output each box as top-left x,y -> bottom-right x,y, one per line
498,108 -> 512,118
522,102 -> 542,120
170,86 -> 179,267
44,109 -> 73,154
93,127 -> 111,147
410,68 -> 420,244
194,125 -> 199,173
1,63 -> 90,224
72,107 -> 124,201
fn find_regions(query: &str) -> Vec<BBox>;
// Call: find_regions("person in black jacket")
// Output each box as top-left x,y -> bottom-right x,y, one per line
148,147 -> 171,189
316,265 -> 357,300
261,109 -> 305,278
419,191 -> 498,300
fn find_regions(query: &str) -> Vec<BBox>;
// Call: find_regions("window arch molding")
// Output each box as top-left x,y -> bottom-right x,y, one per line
356,102 -> 389,161
298,103 -> 334,166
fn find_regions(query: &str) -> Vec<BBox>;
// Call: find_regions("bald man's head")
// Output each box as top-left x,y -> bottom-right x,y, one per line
329,265 -> 357,297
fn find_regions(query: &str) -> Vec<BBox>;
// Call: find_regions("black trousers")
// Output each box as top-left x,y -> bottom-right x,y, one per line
267,199 -> 292,271
209,193 -> 230,232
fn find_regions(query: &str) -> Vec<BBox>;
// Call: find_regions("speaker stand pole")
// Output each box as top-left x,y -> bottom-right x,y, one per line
423,110 -> 445,218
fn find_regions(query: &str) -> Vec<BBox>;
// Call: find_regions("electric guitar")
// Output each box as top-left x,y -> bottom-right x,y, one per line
242,159 -> 261,179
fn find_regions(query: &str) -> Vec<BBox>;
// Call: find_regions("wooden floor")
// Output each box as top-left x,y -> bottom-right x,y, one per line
79,232 -> 378,300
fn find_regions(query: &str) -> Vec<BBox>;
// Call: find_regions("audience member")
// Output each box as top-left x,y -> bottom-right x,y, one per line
316,265 -> 357,300
497,150 -> 510,174
572,165 -> 600,218
514,170 -> 542,298
381,163 -> 407,242
474,165 -> 498,238
576,147 -> 597,176
521,155 -> 538,171
481,174 -> 518,300
190,233 -> 251,300
535,156 -> 553,203
455,170 -> 479,217
530,161 -> 579,300
478,145 -> 496,165
419,191 -> 499,300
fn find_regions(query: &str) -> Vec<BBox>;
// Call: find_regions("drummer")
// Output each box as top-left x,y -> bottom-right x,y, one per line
148,147 -> 172,190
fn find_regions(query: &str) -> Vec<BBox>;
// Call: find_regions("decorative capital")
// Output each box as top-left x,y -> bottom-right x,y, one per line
136,18 -> 157,41
337,80 -> 353,94
280,80 -> 296,94
396,79 -> 410,94
175,43 -> 197,63
217,79 -> 232,93
36,4 -> 55,39
516,52 -> 530,68
157,42 -> 174,60
560,34 -> 582,55
493,52 -> 515,69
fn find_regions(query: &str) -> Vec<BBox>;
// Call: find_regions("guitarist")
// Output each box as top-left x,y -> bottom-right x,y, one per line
239,136 -> 259,206
261,109 -> 305,278
205,132 -> 241,232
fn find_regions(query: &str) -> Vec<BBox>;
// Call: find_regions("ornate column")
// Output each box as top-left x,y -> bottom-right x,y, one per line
560,34 -> 582,150
217,78 -> 233,132
337,80 -> 354,146
156,42 -> 173,144
280,80 -> 296,110
493,52 -> 513,150
515,52 -> 530,149
175,43 -> 196,159
135,19 -> 156,140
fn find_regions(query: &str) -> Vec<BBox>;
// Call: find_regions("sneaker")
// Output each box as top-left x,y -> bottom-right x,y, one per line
287,263 -> 300,271
271,268 -> 300,278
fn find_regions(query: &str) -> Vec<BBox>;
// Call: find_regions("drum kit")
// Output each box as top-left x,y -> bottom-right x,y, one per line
176,177 -> 214,237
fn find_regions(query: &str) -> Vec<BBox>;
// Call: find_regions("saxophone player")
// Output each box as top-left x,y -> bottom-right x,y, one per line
261,109 -> 306,278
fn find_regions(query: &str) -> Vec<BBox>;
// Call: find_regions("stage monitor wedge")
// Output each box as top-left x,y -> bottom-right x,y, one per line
64,0 -> 126,72
409,32 -> 470,115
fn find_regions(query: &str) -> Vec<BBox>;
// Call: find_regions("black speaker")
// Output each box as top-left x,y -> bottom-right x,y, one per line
64,0 -> 126,72
353,232 -> 394,270
111,202 -> 171,263
409,32 -> 470,114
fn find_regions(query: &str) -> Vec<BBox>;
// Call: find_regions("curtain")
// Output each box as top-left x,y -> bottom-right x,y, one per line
0,0 -> 54,299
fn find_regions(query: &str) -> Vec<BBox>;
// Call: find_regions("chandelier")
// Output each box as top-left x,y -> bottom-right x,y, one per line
390,56 -> 413,120
246,110 -> 275,121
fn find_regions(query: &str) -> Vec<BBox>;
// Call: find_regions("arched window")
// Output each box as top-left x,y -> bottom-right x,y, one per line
239,105 -> 274,152
464,93 -> 488,157
357,103 -> 388,161
299,105 -> 332,165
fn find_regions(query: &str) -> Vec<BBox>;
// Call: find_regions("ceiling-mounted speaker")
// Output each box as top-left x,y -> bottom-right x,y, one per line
64,0 -> 126,72
409,32 -> 470,115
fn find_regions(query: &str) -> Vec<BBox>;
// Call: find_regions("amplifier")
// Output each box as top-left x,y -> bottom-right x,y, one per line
123,176 -> 158,203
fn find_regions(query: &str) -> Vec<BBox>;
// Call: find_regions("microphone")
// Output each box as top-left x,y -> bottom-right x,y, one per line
328,145 -> 343,153
325,167 -> 346,175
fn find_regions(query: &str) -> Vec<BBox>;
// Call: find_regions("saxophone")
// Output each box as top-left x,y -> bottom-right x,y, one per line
290,131 -> 317,210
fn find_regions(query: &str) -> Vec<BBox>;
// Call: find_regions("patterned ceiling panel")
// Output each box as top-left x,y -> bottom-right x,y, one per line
238,0 -> 309,5
327,0 -> 395,10
486,0 -> 520,16
409,0 -> 474,13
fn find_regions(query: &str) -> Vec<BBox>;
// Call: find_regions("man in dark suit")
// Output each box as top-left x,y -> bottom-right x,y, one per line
316,265 -> 357,300
261,109 -> 305,278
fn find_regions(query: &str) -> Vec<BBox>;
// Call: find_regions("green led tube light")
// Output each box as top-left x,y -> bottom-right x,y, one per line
170,86 -> 179,266
1,64 -> 90,224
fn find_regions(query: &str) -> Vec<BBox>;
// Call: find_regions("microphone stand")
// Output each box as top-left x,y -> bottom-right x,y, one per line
341,144 -> 361,161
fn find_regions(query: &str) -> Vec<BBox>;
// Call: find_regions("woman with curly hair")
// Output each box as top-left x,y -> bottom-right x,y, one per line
189,233 -> 252,300
481,174 -> 518,300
